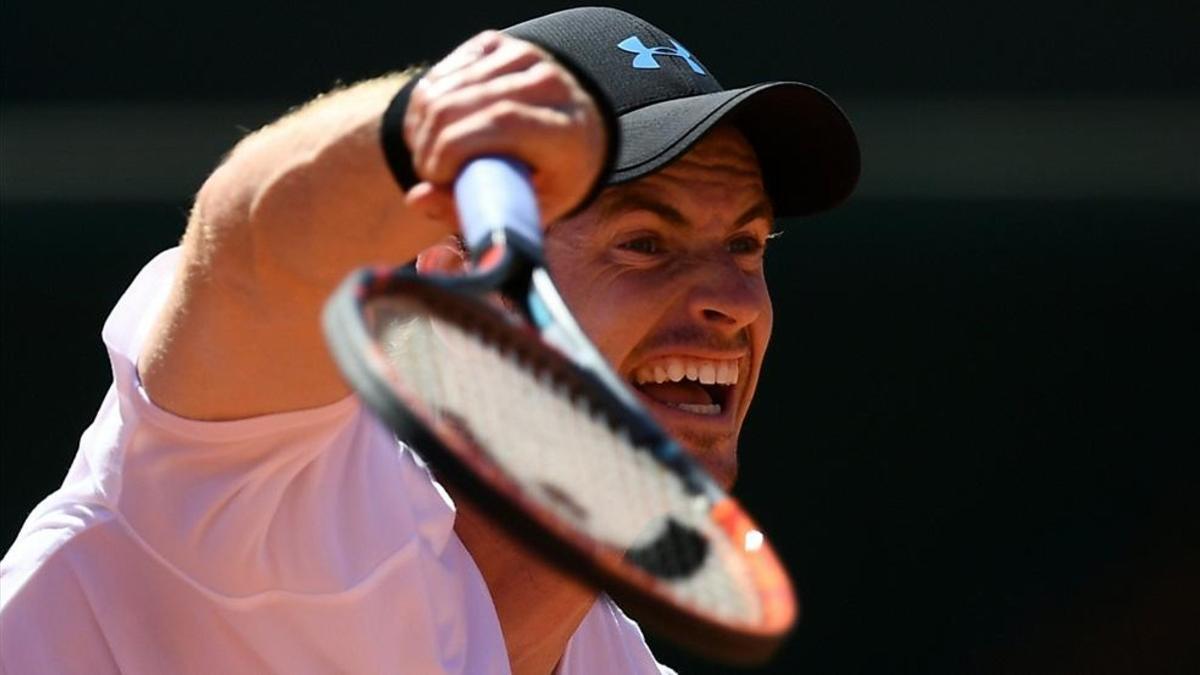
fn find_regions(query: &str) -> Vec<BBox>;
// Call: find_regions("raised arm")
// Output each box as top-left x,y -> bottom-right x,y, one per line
138,32 -> 606,420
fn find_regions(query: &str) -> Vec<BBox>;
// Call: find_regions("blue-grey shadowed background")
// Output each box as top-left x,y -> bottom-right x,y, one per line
2,1 -> 1197,673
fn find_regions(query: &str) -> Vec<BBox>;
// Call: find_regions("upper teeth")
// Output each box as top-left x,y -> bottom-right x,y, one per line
633,357 -> 739,386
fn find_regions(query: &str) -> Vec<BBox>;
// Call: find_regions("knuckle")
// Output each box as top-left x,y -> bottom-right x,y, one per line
506,37 -> 541,59
469,29 -> 502,48
489,99 -> 524,124
409,80 -> 438,117
423,96 -> 453,131
500,44 -> 543,73
407,80 -> 431,111
525,62 -> 571,95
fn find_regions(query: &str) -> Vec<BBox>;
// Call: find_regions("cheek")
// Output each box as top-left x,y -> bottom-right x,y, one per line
545,244 -> 644,360
547,265 -> 675,375
565,270 -> 663,363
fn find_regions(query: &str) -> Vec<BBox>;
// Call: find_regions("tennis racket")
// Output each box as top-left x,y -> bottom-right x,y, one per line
322,157 -> 796,664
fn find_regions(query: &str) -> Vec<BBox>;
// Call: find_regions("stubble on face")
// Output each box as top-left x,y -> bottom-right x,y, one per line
545,126 -> 774,490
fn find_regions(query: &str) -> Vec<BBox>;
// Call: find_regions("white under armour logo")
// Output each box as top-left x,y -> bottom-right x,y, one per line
616,36 -> 706,75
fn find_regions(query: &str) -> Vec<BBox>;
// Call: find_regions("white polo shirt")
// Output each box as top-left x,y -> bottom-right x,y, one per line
0,249 -> 672,674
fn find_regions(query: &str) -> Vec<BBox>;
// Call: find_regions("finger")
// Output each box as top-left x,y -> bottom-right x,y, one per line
404,181 -> 458,227
408,62 -> 574,172
419,100 -> 575,185
424,36 -> 549,96
410,38 -> 548,131
406,39 -> 547,151
420,102 -> 602,225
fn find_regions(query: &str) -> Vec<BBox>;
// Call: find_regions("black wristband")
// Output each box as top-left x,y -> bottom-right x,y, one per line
380,67 -> 429,192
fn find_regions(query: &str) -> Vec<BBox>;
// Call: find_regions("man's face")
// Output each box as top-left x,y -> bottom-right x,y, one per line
544,126 -> 774,489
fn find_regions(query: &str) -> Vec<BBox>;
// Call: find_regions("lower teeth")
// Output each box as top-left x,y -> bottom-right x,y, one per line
668,402 -> 722,415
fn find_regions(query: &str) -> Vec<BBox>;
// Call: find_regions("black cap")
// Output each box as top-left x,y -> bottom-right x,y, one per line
505,6 -> 860,217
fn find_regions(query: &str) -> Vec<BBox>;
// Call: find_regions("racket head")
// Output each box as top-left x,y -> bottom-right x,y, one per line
322,263 -> 798,664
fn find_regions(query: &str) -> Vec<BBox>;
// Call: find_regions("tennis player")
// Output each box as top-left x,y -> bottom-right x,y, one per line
0,7 -> 858,674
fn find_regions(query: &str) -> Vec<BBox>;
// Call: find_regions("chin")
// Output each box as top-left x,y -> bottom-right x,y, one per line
674,429 -> 739,490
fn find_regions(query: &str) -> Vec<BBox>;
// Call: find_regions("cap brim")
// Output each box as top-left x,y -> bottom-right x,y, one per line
612,82 -> 860,217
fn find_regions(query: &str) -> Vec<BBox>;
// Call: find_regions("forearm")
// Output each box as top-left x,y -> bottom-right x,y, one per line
139,28 -> 606,422
140,71 -> 450,420
196,70 -> 447,294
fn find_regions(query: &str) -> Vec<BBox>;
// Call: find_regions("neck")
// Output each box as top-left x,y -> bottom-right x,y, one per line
451,489 -> 598,675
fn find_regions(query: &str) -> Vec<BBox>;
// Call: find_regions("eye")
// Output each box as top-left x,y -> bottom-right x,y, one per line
728,234 -> 765,255
617,235 -> 663,255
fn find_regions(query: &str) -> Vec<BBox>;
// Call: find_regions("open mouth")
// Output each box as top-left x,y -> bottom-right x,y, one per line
629,357 -> 739,417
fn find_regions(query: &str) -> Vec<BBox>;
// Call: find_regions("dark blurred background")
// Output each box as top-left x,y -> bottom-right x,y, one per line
2,1 -> 1197,673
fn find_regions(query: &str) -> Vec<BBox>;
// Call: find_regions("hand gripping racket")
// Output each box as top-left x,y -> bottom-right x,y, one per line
322,158 -> 796,664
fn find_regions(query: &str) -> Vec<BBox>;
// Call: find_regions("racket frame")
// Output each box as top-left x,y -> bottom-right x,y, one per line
323,255 -> 798,664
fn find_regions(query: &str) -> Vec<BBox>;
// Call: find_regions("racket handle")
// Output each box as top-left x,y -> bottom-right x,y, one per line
454,157 -> 542,256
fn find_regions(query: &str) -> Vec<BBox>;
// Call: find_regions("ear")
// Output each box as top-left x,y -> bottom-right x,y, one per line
415,235 -> 468,275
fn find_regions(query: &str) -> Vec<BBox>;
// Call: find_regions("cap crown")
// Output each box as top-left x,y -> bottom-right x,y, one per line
505,6 -> 861,217
506,7 -> 724,114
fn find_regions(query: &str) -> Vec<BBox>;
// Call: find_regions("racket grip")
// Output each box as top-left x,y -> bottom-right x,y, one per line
454,157 -> 542,255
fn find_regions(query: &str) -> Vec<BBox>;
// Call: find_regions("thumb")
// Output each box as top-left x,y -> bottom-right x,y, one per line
405,181 -> 459,231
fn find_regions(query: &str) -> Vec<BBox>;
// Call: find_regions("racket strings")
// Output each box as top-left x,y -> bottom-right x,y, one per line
373,300 -> 759,624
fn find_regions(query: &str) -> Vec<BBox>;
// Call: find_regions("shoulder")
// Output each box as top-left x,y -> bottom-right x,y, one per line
1,503 -> 124,674
2,501 -> 116,606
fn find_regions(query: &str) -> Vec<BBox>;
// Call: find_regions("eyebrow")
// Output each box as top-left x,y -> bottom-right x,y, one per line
600,190 -> 774,232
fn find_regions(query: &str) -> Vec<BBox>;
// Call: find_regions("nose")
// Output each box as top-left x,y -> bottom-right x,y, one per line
687,261 -> 769,333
